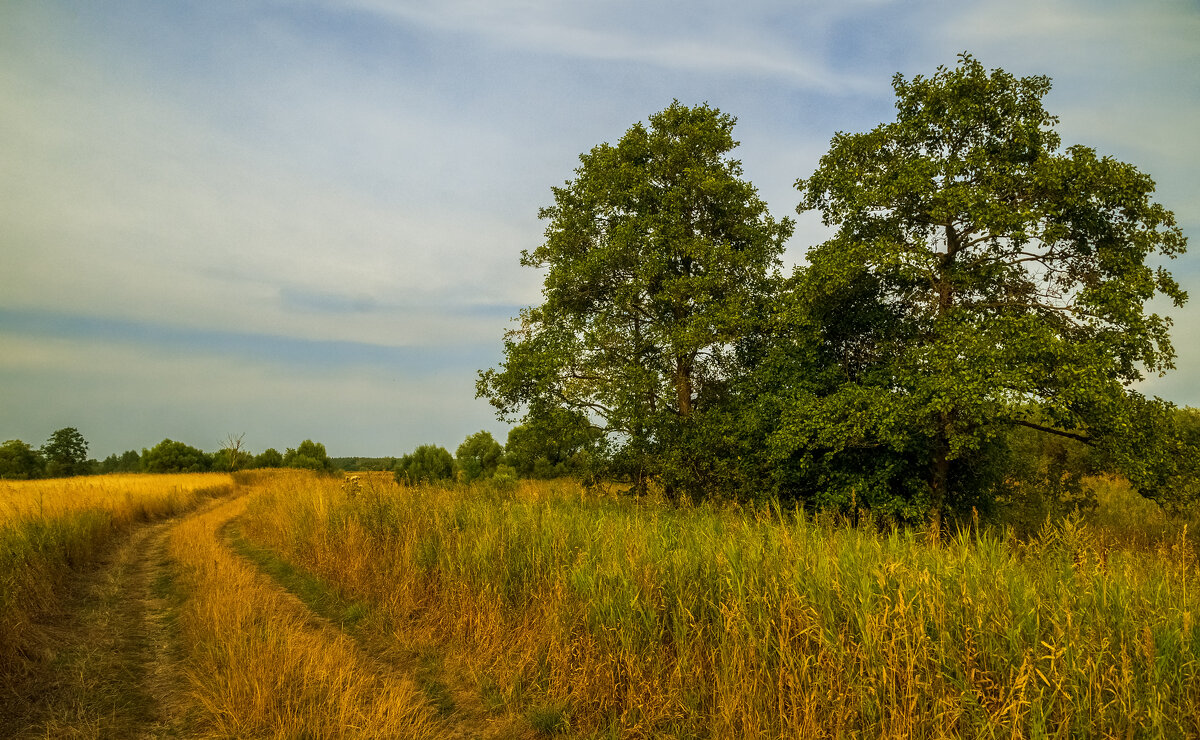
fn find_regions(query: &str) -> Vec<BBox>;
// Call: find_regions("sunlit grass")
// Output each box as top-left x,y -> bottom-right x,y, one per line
0,473 -> 233,682
166,475 -> 443,738
239,473 -> 1200,738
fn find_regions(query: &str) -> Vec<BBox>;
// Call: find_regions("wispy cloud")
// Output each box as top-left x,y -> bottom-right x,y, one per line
2,0 -> 1197,456
317,0 -> 886,93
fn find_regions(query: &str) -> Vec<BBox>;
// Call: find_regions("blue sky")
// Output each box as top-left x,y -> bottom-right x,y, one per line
2,0 -> 1198,458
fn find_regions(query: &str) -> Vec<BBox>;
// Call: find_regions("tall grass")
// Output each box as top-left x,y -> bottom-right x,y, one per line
166,472 -> 443,738
240,473 -> 1200,738
0,473 -> 233,682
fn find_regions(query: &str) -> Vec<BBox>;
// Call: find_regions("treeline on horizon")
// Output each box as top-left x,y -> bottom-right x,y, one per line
0,429 -> 332,478
0,425 -> 593,487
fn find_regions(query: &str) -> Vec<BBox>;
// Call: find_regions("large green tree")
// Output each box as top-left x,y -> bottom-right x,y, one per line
478,102 -> 793,496
784,54 -> 1187,521
41,427 -> 90,477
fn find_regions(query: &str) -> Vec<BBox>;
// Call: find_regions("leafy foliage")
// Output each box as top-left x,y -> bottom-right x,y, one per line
503,409 -> 600,480
252,448 -> 284,469
283,440 -> 333,473
98,449 -> 141,474
0,440 -> 44,480
394,444 -> 455,485
142,439 -> 212,473
455,431 -> 503,483
41,427 -> 90,478
478,101 -> 793,497
778,53 -> 1188,520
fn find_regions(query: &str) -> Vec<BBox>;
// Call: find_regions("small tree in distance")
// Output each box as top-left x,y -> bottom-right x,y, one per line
283,440 -> 333,472
213,433 -> 251,472
0,440 -> 44,479
142,439 -> 211,473
41,427 -> 89,477
253,448 -> 284,469
394,445 -> 454,485
456,431 -> 503,483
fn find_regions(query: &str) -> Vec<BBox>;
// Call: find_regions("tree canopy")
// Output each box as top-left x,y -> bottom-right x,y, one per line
283,440 -> 333,472
394,444 -> 455,485
456,431 -> 503,483
41,427 -> 90,478
777,53 -> 1187,520
142,439 -> 211,473
0,440 -> 44,480
478,101 -> 794,497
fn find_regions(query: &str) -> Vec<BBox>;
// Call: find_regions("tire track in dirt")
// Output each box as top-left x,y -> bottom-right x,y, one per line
221,516 -> 540,740
0,495 -> 231,739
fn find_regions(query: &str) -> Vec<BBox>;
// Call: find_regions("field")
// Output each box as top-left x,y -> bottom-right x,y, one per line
0,473 -> 235,689
1,470 -> 1197,738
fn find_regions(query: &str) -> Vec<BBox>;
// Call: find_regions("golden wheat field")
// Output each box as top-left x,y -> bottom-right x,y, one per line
2,469 -> 1198,738
0,473 -> 232,525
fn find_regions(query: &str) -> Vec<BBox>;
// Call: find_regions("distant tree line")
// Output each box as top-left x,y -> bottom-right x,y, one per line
0,428 -> 335,479
393,422 -> 599,486
0,423 -> 604,488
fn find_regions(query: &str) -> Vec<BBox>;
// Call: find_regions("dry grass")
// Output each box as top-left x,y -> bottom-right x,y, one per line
0,473 -> 233,683
238,472 -> 1200,739
0,472 -> 231,525
166,472 -> 444,739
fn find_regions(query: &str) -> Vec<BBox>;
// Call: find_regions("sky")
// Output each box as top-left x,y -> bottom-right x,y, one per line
2,0 -> 1198,459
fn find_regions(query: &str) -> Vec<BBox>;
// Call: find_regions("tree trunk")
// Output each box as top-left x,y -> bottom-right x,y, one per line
930,413 -> 950,532
675,359 -> 692,417
931,441 -> 948,532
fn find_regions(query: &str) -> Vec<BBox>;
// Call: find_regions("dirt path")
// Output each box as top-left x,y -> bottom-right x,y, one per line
221,515 -> 538,740
0,503 -> 218,739
2,488 -> 541,739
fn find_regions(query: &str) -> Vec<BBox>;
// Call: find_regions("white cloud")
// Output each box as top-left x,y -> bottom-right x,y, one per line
315,0 -> 884,92
0,15 -> 542,349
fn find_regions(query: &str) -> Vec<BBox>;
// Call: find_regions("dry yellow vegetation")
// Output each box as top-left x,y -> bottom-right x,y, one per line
165,475 -> 444,738
4,469 -> 1197,737
1,473 -> 234,686
0,473 -> 232,525
237,472 -> 1200,739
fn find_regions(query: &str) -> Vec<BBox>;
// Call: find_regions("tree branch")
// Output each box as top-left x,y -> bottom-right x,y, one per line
1014,419 -> 1094,446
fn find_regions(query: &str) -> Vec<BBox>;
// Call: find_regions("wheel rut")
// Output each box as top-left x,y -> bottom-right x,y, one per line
0,499 -> 224,739
221,516 -> 540,740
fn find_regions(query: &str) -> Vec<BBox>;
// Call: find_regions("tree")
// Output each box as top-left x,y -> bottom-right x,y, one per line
213,433 -> 251,472
116,449 -> 141,472
142,439 -> 212,473
504,409 -> 600,479
478,101 -> 794,497
455,431 -> 503,483
99,449 -> 141,474
41,427 -> 89,477
394,444 -> 455,485
283,440 -> 333,472
0,440 -> 44,480
784,54 -> 1187,521
252,447 -> 284,469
